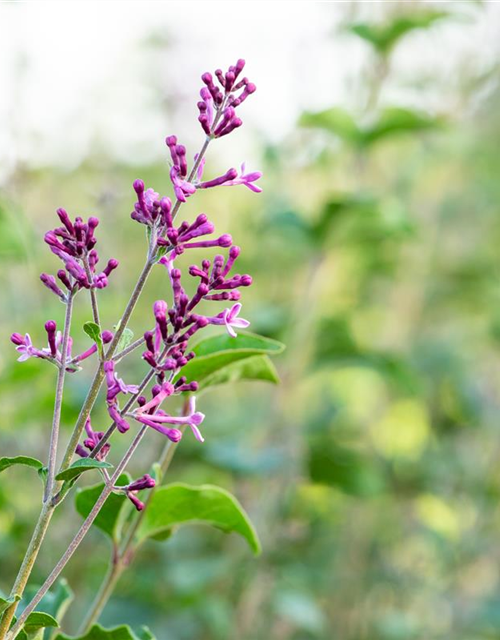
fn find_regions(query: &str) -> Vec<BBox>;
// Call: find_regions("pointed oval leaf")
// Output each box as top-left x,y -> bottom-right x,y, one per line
198,354 -> 279,393
83,322 -> 103,356
136,483 -> 261,555
55,459 -> 112,482
23,611 -> 59,639
192,332 -> 284,357
0,456 -> 43,475
23,579 -> 74,640
299,107 -> 360,143
75,474 -> 131,541
363,107 -> 443,146
347,11 -> 448,56
181,332 -> 284,384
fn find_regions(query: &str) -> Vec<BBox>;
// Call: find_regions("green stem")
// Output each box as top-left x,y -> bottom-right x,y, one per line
0,503 -> 54,639
80,407 -> 188,634
7,427 -> 149,640
44,292 -> 74,503
0,294 -> 75,638
77,555 -> 124,635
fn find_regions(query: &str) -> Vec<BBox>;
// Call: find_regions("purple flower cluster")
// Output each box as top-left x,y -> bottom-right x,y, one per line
43,209 -> 118,298
11,325 -> 113,371
11,207 -> 118,370
12,59 -> 260,492
75,418 -> 110,462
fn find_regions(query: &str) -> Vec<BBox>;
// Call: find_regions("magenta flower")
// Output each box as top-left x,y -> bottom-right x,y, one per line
133,395 -> 205,443
205,303 -> 250,337
223,303 -> 250,337
222,163 -> 262,193
104,361 -> 139,402
194,163 -> 261,193
170,166 -> 197,203
136,381 -> 175,414
12,333 -> 43,362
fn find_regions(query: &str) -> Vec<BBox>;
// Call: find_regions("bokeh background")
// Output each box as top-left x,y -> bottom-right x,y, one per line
2,1 -> 500,638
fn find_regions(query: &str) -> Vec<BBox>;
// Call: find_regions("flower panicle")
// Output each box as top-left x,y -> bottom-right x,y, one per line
43,210 -> 119,299
12,60 -> 260,456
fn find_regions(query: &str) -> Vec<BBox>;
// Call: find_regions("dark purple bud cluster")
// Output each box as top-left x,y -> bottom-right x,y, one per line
131,180 -> 166,225
159,209 -> 233,254
198,58 -> 255,137
187,246 -> 252,302
43,209 -> 118,298
119,473 -> 156,511
75,418 -> 111,461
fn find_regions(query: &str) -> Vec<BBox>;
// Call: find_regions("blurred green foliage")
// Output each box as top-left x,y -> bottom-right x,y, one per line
2,3 -> 500,639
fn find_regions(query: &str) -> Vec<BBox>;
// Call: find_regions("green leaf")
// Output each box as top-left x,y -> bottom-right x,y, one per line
38,467 -> 48,485
116,328 -> 134,355
300,106 -> 442,148
198,354 -> 279,392
75,474 -> 131,541
24,579 -> 73,640
347,11 -> 448,56
83,322 -> 103,357
136,483 -> 261,555
362,107 -> 443,146
0,456 -> 44,475
55,459 -> 112,482
0,594 -> 20,617
192,332 -> 285,357
181,332 -> 284,385
54,624 -> 141,640
23,612 -> 59,639
299,107 -> 360,143
155,245 -> 169,262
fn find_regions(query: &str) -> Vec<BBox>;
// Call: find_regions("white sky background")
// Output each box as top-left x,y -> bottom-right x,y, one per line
0,1 -> 499,182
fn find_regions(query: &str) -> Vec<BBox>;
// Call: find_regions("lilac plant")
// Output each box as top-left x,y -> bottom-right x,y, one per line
0,60 -> 282,640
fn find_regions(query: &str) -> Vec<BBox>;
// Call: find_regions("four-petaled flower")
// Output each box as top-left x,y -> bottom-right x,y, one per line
15,333 -> 39,362
223,303 -> 250,337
